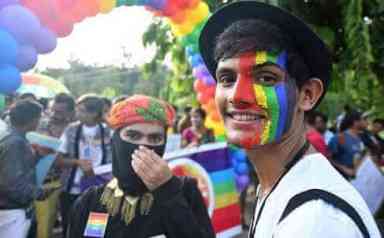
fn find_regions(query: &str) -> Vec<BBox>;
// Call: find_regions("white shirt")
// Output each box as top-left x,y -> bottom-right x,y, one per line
58,125 -> 103,194
251,153 -> 380,238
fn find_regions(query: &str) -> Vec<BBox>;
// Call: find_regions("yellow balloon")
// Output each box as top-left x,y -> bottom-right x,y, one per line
100,0 -> 116,14
187,2 -> 210,25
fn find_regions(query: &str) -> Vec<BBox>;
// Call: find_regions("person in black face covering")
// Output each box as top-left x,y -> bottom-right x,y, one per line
66,95 -> 215,238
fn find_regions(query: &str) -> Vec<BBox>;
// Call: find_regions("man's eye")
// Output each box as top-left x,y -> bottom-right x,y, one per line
126,132 -> 142,140
217,73 -> 236,86
149,135 -> 163,144
254,73 -> 278,86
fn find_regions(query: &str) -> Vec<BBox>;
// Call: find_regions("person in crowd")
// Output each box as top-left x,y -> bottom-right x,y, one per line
181,107 -> 215,148
33,93 -> 76,238
336,104 -> 351,131
372,119 -> 384,159
101,97 -> 112,123
359,113 -> 382,161
312,111 -> 334,145
66,95 -> 215,238
18,93 -> 37,102
199,1 -> 380,237
306,111 -> 330,158
329,110 -> 366,179
177,106 -> 192,134
0,100 -> 54,238
56,94 -> 112,237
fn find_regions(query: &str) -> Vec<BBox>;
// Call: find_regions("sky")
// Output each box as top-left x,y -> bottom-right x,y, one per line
36,6 -> 156,70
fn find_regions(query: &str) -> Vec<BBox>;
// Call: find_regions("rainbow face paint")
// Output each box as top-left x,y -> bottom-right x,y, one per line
224,50 -> 296,149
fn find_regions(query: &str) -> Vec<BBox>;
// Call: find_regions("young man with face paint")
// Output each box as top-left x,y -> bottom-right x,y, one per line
65,95 -> 214,238
200,2 -> 380,237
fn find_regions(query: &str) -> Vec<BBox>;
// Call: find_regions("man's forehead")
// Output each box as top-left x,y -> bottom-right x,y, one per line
122,123 -> 165,134
217,50 -> 287,69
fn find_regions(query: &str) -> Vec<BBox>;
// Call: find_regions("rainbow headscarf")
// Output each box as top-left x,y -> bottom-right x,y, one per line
107,95 -> 175,129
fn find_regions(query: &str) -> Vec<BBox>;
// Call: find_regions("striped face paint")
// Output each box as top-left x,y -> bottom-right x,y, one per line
235,51 -> 296,148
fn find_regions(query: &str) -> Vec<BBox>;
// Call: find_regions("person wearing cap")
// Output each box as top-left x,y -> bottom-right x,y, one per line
65,95 -> 214,238
199,1 -> 380,237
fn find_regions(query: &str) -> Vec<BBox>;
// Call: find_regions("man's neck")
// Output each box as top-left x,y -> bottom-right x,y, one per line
245,124 -> 308,199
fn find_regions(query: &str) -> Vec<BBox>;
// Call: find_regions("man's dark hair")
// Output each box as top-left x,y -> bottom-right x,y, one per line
76,94 -> 104,118
373,118 -> 384,127
112,95 -> 129,105
191,107 -> 207,120
184,106 -> 192,114
54,93 -> 75,112
214,19 -> 311,88
340,110 -> 362,132
9,100 -> 42,127
102,97 -> 112,108
18,93 -> 37,101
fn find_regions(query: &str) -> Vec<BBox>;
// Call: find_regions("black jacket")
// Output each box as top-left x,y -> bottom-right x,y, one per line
66,176 -> 215,238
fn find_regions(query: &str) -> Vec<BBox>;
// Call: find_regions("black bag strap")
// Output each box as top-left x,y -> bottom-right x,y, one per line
278,189 -> 370,238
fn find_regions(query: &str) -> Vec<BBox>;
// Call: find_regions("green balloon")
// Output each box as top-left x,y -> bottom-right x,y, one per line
117,0 -> 127,6
124,0 -> 137,6
0,95 -> 5,112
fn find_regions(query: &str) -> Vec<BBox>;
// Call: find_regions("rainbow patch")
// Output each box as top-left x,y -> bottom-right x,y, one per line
83,212 -> 109,237
252,51 -> 289,144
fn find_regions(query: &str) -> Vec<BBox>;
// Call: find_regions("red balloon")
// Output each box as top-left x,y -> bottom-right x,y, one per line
193,79 -> 205,92
197,92 -> 210,105
205,86 -> 215,97
47,20 -> 73,38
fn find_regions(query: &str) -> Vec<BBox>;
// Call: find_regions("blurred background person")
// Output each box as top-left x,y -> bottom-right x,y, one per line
306,111 -> 331,158
33,93 -> 75,238
181,107 -> 214,148
329,110 -> 366,180
55,94 -> 112,237
177,106 -> 192,134
0,100 -> 53,238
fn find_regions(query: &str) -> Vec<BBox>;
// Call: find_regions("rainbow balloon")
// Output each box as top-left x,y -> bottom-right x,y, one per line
0,0 -> 223,138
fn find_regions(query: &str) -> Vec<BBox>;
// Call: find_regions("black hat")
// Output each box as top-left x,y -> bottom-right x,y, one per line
199,1 -> 332,92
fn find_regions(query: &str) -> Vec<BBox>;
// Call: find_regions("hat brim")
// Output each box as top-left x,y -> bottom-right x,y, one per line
199,1 -> 332,92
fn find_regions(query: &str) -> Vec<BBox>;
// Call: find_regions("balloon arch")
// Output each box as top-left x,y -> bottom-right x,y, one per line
0,0 -> 250,191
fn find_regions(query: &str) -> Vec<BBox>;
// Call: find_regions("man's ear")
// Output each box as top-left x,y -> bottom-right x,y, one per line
297,78 -> 324,111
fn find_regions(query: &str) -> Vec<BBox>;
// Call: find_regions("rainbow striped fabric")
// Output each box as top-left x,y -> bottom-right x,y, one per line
83,212 -> 109,237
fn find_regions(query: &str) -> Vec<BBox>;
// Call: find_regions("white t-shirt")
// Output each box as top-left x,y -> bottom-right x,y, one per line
250,153 -> 380,238
58,125 -> 103,194
0,119 -> 7,137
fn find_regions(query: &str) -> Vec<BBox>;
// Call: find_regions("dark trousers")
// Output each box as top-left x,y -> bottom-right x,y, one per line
60,192 -> 79,238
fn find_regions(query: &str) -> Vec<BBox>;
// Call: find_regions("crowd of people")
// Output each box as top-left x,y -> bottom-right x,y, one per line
0,92 -> 217,238
1,1 -> 384,238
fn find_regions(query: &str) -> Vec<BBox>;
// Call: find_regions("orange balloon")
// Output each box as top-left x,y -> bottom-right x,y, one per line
206,99 -> 216,112
210,110 -> 221,122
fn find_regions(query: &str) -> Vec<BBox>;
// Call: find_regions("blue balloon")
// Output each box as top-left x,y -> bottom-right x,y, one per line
0,29 -> 18,65
235,162 -> 249,175
191,54 -> 203,67
147,0 -> 166,10
0,65 -> 21,93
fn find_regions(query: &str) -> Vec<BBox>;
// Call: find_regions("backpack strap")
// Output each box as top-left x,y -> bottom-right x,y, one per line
278,189 -> 370,238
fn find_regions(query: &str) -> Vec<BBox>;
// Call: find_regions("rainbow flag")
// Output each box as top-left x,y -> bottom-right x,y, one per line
83,212 -> 109,237
166,142 -> 242,237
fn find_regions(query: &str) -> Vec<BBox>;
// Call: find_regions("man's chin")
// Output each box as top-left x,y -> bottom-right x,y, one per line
226,135 -> 261,149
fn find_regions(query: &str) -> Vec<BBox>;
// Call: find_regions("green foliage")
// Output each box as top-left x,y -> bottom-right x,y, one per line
37,58 -> 170,100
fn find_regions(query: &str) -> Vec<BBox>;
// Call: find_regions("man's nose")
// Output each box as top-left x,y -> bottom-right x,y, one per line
229,75 -> 256,107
